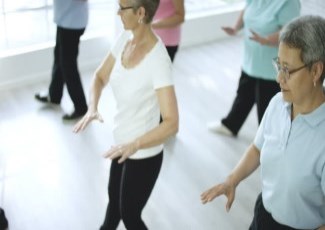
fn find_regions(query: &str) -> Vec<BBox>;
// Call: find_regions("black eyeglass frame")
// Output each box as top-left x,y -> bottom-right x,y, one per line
272,57 -> 308,81
118,5 -> 134,11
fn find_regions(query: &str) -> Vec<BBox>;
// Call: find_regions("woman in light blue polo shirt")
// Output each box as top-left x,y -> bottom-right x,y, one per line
202,15 -> 325,230
207,0 -> 300,136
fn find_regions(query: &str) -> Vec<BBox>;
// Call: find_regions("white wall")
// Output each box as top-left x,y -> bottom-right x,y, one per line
0,36 -> 111,90
0,7 -> 242,90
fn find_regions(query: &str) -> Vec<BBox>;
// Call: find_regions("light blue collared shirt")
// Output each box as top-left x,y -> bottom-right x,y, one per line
254,93 -> 325,229
243,0 -> 300,80
54,0 -> 88,29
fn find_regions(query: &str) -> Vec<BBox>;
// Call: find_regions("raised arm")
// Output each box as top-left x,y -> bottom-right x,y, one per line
249,29 -> 281,47
151,0 -> 185,29
201,144 -> 260,211
73,53 -> 115,132
222,9 -> 244,36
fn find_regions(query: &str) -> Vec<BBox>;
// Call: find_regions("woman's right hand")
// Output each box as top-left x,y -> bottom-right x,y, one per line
73,110 -> 104,133
201,178 -> 237,212
221,27 -> 238,36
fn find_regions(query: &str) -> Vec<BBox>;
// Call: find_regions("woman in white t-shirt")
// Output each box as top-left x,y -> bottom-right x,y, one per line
74,0 -> 179,229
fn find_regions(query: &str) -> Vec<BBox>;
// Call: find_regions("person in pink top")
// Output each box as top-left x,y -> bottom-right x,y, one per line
152,0 -> 185,62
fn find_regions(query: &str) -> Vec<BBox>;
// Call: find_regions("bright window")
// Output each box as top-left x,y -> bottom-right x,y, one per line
0,0 -> 243,55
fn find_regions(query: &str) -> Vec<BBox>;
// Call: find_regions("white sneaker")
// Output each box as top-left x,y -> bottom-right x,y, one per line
207,121 -> 234,136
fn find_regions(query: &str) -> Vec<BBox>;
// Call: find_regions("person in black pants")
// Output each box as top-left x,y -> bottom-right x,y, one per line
220,71 -> 279,136
207,0 -> 300,136
152,0 -> 185,63
0,208 -> 8,230
35,0 -> 88,120
73,0 -> 179,228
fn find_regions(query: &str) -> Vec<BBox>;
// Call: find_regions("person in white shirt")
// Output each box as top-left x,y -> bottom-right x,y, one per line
201,15 -> 325,230
74,0 -> 179,229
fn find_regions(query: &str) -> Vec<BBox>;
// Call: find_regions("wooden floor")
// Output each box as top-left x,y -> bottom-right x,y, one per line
0,36 -> 263,230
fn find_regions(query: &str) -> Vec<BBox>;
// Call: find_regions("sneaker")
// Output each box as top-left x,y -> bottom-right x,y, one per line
35,92 -> 60,105
207,121 -> 234,137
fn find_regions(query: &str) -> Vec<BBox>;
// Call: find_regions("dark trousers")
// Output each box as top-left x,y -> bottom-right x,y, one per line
249,193 -> 302,230
49,26 -> 87,113
222,71 -> 279,135
0,208 -> 8,230
166,45 -> 178,62
100,152 -> 163,230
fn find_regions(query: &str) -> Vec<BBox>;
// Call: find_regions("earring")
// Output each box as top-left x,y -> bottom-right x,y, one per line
314,81 -> 316,87
138,18 -> 143,24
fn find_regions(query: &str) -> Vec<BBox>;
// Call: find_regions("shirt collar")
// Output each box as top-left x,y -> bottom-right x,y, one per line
302,102 -> 325,127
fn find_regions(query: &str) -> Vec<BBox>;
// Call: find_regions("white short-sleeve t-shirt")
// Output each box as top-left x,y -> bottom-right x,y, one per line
109,31 -> 173,159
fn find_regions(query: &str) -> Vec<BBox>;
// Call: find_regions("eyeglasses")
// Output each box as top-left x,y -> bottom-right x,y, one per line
118,5 -> 134,12
272,58 -> 308,81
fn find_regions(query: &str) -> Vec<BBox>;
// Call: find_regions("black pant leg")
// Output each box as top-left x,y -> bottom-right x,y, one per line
249,193 -> 301,230
120,152 -> 163,230
49,27 -> 64,103
255,78 -> 280,123
58,26 -> 87,113
222,71 -> 256,135
100,159 -> 123,230
0,208 -> 8,230
166,45 -> 178,62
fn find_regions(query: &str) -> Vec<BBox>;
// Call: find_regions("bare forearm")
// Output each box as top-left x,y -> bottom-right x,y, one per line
152,14 -> 184,29
228,144 -> 260,186
318,225 -> 325,230
264,31 -> 280,47
88,75 -> 105,111
234,9 -> 244,32
135,117 -> 179,150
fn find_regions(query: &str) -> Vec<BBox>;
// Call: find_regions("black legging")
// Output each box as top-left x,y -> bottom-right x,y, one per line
166,45 -> 178,62
222,71 -> 279,135
100,151 -> 163,230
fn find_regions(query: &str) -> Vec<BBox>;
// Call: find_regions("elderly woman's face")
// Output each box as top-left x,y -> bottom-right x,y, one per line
117,0 -> 138,29
277,42 -> 312,104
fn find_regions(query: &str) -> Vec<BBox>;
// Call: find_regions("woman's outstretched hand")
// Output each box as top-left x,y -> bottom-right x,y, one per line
249,29 -> 270,45
73,110 -> 104,133
201,178 -> 236,212
221,27 -> 238,36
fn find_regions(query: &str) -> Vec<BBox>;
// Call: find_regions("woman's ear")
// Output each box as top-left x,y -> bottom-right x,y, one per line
312,61 -> 324,83
137,6 -> 146,22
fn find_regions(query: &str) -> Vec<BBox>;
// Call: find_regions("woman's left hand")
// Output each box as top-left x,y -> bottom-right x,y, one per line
249,29 -> 269,45
103,141 -> 138,163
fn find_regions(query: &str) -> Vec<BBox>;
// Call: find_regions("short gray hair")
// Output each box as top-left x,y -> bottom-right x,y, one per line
280,15 -> 325,81
131,0 -> 160,24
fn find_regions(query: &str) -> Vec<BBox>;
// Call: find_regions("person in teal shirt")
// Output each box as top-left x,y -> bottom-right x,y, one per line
207,0 -> 300,136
